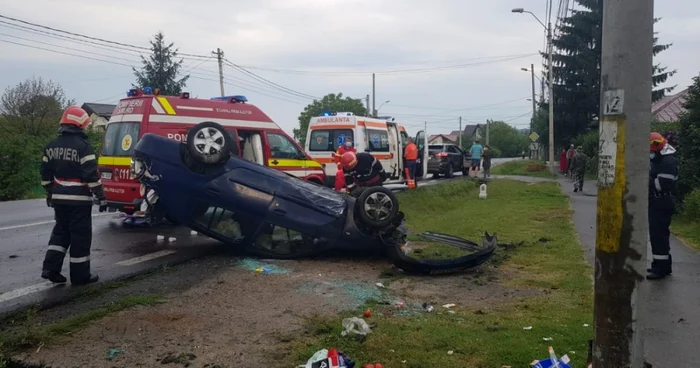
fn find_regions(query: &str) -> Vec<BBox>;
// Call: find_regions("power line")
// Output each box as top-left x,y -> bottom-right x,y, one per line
0,13 -> 210,59
223,59 -> 318,100
379,97 -> 531,118
237,53 -> 539,76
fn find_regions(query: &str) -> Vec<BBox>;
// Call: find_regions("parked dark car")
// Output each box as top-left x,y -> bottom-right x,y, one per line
130,122 -> 496,274
427,144 -> 468,178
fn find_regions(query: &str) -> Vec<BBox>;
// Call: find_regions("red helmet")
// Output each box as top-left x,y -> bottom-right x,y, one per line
650,132 -> 667,152
60,106 -> 91,129
340,151 -> 358,169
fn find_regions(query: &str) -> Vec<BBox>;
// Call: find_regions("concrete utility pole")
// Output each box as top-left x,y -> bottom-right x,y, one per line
372,73 -> 377,117
546,22 -> 555,172
459,117 -> 462,148
593,0 -> 653,366
366,94 -> 370,117
530,63 -> 537,134
485,119 -> 490,146
212,48 -> 225,97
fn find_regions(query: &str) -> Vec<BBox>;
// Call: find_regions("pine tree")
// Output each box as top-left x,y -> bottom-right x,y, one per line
539,0 -> 675,148
677,75 -> 700,201
133,32 -> 189,95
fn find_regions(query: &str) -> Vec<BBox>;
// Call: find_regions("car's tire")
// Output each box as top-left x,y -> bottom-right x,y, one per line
355,186 -> 399,228
186,121 -> 234,165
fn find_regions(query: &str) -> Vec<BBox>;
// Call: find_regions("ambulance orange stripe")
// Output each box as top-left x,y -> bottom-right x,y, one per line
310,124 -> 355,130
314,153 -> 392,163
358,121 -> 387,129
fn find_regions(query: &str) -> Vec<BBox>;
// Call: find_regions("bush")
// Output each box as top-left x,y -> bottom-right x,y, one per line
683,188 -> 700,221
572,131 -> 599,158
0,135 -> 44,201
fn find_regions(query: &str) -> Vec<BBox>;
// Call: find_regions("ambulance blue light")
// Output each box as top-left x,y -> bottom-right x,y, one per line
143,86 -> 153,95
127,88 -> 139,97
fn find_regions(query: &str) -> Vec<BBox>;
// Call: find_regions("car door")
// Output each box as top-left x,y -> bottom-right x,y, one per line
447,145 -> 461,169
414,130 -> 427,178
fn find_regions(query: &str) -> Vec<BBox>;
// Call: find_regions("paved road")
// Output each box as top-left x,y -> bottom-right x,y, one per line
0,157 -> 518,315
557,175 -> 699,367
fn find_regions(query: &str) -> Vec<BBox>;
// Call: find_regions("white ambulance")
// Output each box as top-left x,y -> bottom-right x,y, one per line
304,112 -> 429,186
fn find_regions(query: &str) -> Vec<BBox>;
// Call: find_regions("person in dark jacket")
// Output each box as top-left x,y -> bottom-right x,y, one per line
570,146 -> 587,192
339,151 -> 387,193
40,106 -> 106,285
481,145 -> 493,178
647,132 -> 679,280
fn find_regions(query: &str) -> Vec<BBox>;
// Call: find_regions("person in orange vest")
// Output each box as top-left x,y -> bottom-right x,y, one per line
334,137 -> 356,191
403,137 -> 418,185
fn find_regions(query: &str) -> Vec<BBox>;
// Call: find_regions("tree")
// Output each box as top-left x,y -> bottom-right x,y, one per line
0,77 -> 73,137
541,0 -> 675,147
677,75 -> 700,203
484,121 -> 530,158
133,31 -> 189,95
293,93 -> 367,147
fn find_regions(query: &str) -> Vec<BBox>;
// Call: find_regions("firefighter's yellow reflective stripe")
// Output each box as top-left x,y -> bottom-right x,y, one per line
98,156 -> 132,166
267,159 -> 323,168
157,97 -> 176,115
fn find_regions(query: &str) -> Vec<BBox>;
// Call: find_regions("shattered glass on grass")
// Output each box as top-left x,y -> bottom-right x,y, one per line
297,280 -> 402,310
234,258 -> 291,274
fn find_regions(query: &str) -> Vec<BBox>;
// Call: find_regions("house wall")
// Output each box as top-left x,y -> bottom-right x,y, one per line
87,114 -> 108,131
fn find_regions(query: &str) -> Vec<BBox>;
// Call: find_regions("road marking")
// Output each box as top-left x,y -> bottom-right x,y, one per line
116,250 -> 177,266
0,213 -> 116,232
0,282 -> 60,304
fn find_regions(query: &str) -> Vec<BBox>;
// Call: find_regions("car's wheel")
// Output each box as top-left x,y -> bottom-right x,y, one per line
446,164 -> 455,178
186,121 -> 233,165
355,187 -> 399,228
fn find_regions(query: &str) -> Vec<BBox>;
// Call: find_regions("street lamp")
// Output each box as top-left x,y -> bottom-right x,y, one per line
374,100 -> 390,116
513,7 -> 555,171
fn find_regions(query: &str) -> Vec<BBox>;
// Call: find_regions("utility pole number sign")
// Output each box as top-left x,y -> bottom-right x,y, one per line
603,89 -> 625,116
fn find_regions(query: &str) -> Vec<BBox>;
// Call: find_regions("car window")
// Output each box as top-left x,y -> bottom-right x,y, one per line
193,206 -> 256,243
309,129 -> 354,151
428,145 -> 444,155
252,223 -> 328,257
447,145 -> 460,154
367,129 -> 389,152
267,132 -> 303,159
102,122 -> 140,156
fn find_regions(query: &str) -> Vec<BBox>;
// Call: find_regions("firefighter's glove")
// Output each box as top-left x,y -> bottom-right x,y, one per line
96,198 -> 107,212
46,194 -> 52,208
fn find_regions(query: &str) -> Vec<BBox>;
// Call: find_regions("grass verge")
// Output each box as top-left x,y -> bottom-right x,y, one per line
287,179 -> 592,368
0,294 -> 165,360
490,160 -> 557,179
671,215 -> 700,250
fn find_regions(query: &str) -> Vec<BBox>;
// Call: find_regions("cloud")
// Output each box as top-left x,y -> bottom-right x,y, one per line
0,0 -> 697,137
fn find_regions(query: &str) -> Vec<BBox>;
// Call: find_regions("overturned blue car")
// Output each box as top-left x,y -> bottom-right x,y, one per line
130,121 -> 496,274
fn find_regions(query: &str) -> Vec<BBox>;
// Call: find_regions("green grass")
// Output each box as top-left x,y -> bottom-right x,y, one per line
0,295 -> 165,356
287,180 -> 592,368
490,160 -> 557,179
671,215 -> 700,250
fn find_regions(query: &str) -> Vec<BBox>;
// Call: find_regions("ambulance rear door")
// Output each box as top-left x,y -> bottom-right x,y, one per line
385,122 -> 403,180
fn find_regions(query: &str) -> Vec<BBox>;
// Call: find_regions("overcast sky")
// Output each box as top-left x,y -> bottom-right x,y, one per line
1,0 -> 697,137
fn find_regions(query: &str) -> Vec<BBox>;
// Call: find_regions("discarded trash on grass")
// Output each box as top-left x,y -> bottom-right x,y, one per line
442,303 -> 456,308
583,323 -> 589,327
531,346 -> 571,368
107,348 -> 122,361
422,303 -> 434,312
299,348 -> 355,368
542,337 -> 553,341
447,350 -> 454,355
236,258 -> 290,274
341,317 -> 372,337
375,282 -> 385,288
523,326 -> 533,330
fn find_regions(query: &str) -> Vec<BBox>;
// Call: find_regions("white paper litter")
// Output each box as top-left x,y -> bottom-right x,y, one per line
523,326 -> 533,330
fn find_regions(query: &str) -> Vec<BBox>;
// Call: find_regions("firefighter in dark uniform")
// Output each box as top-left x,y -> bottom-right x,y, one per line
647,132 -> 679,280
339,151 -> 387,193
40,106 -> 107,285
